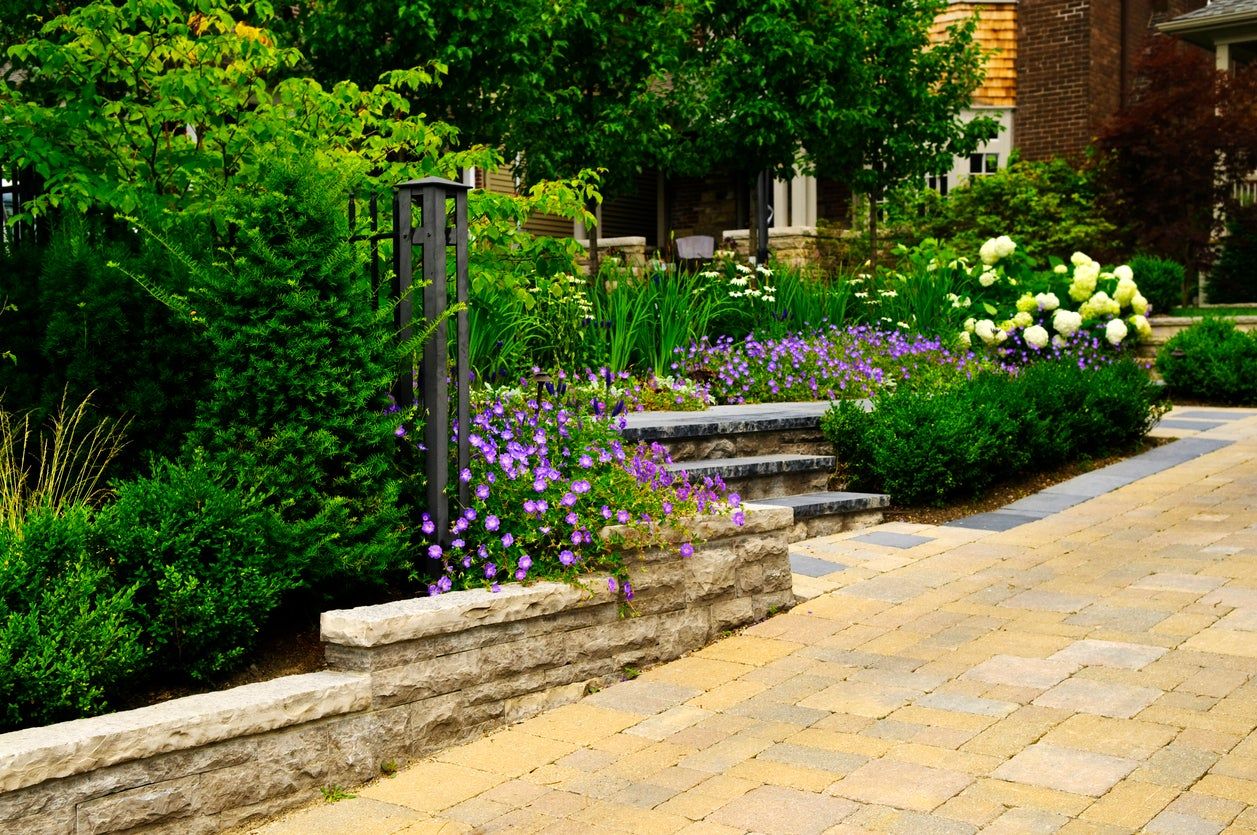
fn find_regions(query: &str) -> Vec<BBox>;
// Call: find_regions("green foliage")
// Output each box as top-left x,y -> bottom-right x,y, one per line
888,159 -> 1120,262
0,219 -> 211,470
94,456 -> 293,682
1208,204 -> 1257,304
1129,255 -> 1187,315
0,0 -> 477,220
0,505 -> 144,731
823,358 -> 1165,506
1157,318 -> 1257,405
669,0 -> 861,181
186,157 -> 407,591
863,239 -> 974,337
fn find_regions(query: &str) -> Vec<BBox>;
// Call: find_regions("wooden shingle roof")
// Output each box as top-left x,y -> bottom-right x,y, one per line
932,3 -> 1016,108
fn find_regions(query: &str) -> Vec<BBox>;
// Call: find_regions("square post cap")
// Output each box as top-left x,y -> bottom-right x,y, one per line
395,177 -> 472,193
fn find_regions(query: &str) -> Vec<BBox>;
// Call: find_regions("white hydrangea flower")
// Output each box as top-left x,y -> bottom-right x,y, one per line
1131,314 -> 1152,339
1036,292 -> 1060,311
1131,293 -> 1149,315
979,238 -> 1000,265
1016,293 -> 1038,313
974,319 -> 997,344
1053,309 -> 1083,337
1114,264 -> 1134,282
1052,334 -> 1066,348
995,328 -> 1008,344
1053,264 -> 1069,274
1114,276 -> 1138,307
1012,311 -> 1034,329
994,235 -> 1016,259
958,331 -> 972,348
1024,324 -> 1050,349
979,269 -> 998,287
1071,251 -> 1093,267
1074,261 -> 1101,284
964,317 -> 976,333
1106,318 -> 1128,346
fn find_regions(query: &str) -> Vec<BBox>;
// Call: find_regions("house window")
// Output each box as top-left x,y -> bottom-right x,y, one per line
927,173 -> 950,195
969,153 -> 999,176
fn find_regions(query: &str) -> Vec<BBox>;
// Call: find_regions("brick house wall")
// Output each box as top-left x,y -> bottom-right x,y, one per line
1016,0 -> 1207,161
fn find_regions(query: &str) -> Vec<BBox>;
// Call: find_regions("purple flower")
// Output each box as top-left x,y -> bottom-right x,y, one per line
572,479 -> 591,494
485,515 -> 500,532
579,454 -> 593,468
680,542 -> 694,558
732,510 -> 746,526
607,577 -> 618,593
728,493 -> 741,508
559,549 -> 575,566
616,509 -> 630,524
518,554 -> 533,570
601,505 -> 613,519
451,538 -> 465,549
484,562 -> 497,578
421,518 -> 436,536
623,582 -> 634,601
475,484 -> 491,500
437,575 -> 452,593
427,544 -> 443,560
561,492 -> 578,508
501,532 -> 515,548
514,568 -> 527,580
459,468 -> 472,483
565,511 -> 578,526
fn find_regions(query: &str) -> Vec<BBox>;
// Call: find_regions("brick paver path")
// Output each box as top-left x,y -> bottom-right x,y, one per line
255,410 -> 1257,834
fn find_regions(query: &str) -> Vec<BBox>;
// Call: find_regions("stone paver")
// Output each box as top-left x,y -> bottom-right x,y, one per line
252,407 -> 1257,834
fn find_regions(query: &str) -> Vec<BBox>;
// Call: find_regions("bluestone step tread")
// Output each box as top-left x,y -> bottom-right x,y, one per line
665,453 -> 836,479
622,401 -> 859,441
756,490 -> 890,518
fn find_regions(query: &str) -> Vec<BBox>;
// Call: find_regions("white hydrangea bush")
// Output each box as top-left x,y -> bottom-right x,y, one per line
956,237 -> 1152,354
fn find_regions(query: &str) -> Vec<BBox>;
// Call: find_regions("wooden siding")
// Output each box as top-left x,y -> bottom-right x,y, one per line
480,164 -> 575,239
933,3 -> 1017,107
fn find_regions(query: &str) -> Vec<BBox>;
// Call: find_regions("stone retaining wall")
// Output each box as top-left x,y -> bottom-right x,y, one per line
0,505 -> 793,835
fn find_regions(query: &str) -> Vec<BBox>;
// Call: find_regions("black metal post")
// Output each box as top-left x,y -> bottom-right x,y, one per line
755,169 -> 771,266
393,177 -> 472,542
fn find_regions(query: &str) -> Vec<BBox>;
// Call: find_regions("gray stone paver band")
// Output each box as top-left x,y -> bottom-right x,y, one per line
251,408 -> 1257,834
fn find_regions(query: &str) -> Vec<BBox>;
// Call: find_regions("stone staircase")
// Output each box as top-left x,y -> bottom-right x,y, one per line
622,402 -> 889,542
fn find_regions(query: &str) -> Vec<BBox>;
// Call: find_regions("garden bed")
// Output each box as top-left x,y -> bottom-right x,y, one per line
0,505 -> 792,835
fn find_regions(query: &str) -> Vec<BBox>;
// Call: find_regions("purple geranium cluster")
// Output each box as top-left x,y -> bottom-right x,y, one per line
675,325 -> 990,404
418,390 -> 739,597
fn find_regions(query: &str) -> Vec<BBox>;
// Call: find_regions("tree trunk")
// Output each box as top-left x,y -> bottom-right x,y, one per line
867,189 -> 880,275
588,198 -> 600,277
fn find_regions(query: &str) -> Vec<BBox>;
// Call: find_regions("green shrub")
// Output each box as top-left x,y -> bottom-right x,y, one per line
0,218 -> 211,474
887,158 -> 1121,263
185,157 -> 408,592
1129,255 -> 1186,315
1156,318 -> 1257,404
0,506 -> 144,731
823,358 -> 1164,506
1207,203 -> 1257,304
95,456 -> 294,682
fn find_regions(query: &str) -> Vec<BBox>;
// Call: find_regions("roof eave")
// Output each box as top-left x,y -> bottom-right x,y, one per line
1158,10 -> 1257,47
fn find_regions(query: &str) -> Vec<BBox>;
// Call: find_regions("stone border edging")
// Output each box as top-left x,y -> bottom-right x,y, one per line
0,504 -> 795,834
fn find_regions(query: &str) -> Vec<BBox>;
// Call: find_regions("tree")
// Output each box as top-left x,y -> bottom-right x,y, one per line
1095,36 -> 1257,289
810,0 -> 995,270
668,0 -> 860,182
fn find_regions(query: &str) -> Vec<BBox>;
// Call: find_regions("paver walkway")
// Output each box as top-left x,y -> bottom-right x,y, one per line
254,408 -> 1257,834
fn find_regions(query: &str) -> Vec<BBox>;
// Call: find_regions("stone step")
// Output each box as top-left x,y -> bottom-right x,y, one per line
622,401 -> 848,462
756,491 -> 890,542
665,453 -> 836,500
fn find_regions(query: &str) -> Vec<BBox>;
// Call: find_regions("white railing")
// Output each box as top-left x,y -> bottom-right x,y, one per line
1235,175 -> 1257,207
